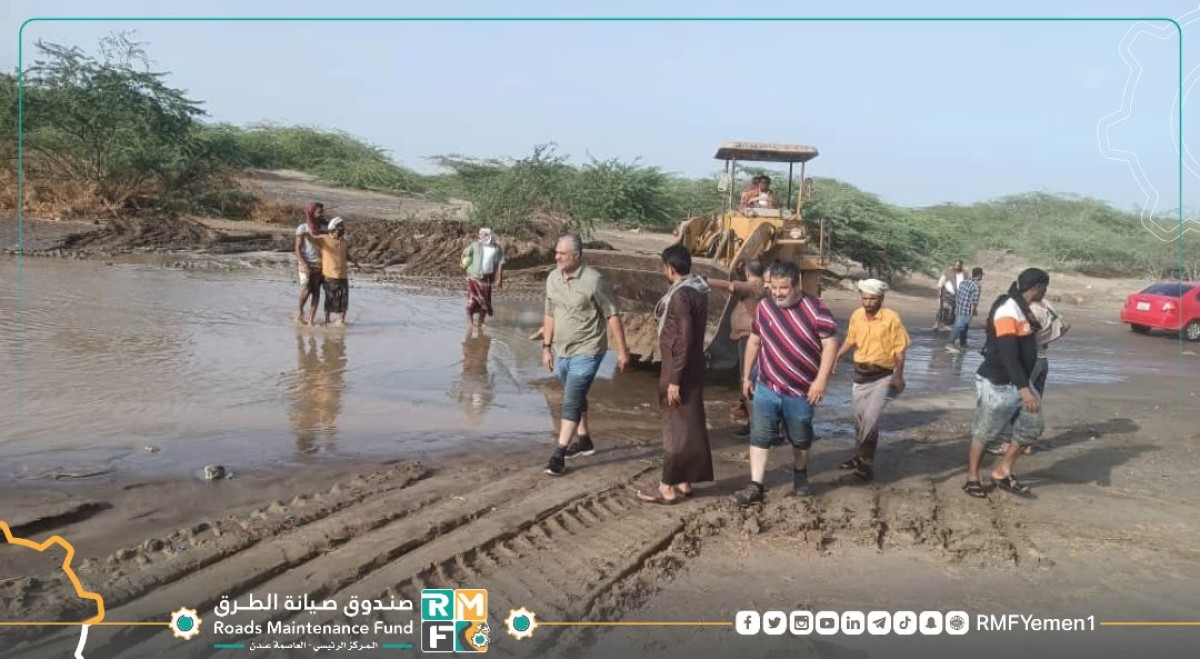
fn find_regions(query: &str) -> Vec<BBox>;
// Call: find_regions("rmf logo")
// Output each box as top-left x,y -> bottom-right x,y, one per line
421,589 -> 489,653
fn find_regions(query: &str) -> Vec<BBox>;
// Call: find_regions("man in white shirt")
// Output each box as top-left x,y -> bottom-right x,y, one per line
934,260 -> 966,331
294,202 -> 327,326
461,227 -> 506,331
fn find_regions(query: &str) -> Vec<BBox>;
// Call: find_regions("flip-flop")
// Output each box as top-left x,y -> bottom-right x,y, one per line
634,486 -> 680,506
992,474 -> 1033,497
839,456 -> 866,470
962,480 -> 988,498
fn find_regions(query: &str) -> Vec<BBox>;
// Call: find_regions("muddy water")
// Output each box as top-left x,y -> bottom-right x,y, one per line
0,258 -> 565,481
0,258 -> 1190,483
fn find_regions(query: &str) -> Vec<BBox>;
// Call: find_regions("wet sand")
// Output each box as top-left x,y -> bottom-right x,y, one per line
3,254 -> 1200,659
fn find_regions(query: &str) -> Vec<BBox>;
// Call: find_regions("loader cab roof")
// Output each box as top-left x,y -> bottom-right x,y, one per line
715,142 -> 820,163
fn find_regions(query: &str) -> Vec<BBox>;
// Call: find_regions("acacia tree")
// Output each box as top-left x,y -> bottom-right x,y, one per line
21,32 -> 211,212
802,178 -> 934,280
0,73 -> 17,169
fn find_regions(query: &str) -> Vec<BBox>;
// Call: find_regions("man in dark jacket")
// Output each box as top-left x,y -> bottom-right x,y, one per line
962,268 -> 1049,499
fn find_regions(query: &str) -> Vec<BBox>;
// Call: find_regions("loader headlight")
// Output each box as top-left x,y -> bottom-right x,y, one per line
789,227 -> 804,240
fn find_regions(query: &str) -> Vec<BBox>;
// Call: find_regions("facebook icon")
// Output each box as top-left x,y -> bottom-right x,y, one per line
735,611 -> 761,635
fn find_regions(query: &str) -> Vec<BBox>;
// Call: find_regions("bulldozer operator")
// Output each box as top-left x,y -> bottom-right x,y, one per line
739,175 -> 779,210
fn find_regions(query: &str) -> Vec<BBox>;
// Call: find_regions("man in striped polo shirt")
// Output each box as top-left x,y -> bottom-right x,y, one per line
734,261 -> 840,504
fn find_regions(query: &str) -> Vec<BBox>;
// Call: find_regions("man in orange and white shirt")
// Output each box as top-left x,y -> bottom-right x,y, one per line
962,268 -> 1050,499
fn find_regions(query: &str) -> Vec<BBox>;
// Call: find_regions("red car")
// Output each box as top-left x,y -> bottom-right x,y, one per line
1120,281 -> 1200,341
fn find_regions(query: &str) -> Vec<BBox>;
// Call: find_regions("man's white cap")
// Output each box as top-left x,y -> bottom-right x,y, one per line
857,279 -> 888,296
328,216 -> 345,230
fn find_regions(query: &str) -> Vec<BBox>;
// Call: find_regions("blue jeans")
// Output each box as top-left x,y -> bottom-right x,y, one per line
952,313 -> 971,347
555,354 -> 603,424
749,382 -> 815,450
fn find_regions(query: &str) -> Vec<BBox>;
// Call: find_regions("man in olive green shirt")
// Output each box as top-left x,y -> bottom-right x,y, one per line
541,233 -> 630,476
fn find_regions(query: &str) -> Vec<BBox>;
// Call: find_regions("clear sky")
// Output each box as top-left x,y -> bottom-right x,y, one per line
3,0 -> 1197,217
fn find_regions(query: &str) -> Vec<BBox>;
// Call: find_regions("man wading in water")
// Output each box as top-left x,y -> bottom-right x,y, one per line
461,227 -> 505,332
306,217 -> 359,326
295,202 -> 327,326
934,259 -> 966,331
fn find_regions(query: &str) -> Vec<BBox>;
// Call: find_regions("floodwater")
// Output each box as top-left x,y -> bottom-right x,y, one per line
0,258 -> 560,481
0,258 -> 1191,482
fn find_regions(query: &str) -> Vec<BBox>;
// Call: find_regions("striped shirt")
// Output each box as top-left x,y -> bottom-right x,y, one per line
955,278 -> 981,316
752,295 -> 839,397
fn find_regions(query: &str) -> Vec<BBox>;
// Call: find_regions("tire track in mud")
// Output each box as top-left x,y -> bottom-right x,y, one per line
502,476 -> 1048,657
211,467 -> 666,659
99,459 -> 658,659
4,461 -> 430,654
734,478 -> 1047,567
265,488 -> 709,659
402,491 -> 690,658
6,461 -> 1050,659
547,480 -> 1051,657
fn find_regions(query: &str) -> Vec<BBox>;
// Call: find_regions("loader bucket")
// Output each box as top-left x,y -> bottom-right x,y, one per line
582,250 -> 740,373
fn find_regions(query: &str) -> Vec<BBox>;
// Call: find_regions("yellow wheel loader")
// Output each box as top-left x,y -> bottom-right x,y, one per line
578,141 -> 831,372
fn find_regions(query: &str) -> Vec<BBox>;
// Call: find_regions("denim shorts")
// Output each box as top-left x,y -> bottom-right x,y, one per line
972,375 -> 1044,446
555,353 -> 603,424
749,382 -> 815,450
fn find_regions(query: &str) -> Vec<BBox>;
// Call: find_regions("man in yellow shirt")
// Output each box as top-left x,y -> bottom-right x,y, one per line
307,217 -> 359,326
833,279 -> 911,481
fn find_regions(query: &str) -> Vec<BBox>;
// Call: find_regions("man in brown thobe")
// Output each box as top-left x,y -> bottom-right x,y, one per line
636,243 -> 714,504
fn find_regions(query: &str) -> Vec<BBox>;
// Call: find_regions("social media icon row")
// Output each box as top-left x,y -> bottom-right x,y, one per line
734,610 -> 970,636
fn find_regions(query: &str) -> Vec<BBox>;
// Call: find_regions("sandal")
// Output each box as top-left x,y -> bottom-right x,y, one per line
839,456 -> 866,470
634,486 -> 680,506
962,480 -> 988,498
675,486 -> 694,498
992,474 -> 1033,497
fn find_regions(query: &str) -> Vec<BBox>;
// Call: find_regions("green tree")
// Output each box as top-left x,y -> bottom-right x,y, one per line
432,144 -> 580,233
0,73 -> 19,167
21,32 -> 211,211
803,178 -> 935,279
570,157 -> 673,228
